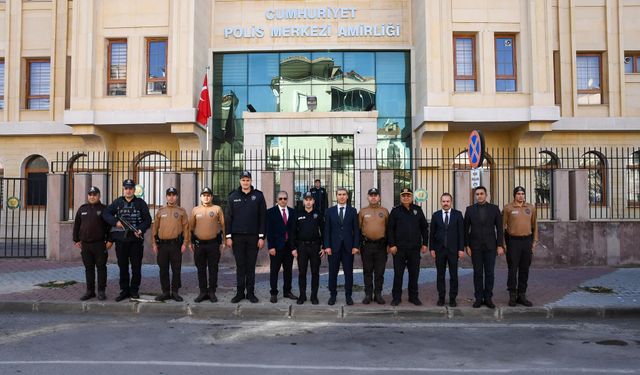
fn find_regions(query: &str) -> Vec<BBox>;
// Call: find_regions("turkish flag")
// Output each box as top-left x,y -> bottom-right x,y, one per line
196,75 -> 211,127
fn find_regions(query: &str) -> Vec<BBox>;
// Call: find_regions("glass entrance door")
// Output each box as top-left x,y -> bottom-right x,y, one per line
266,135 -> 354,209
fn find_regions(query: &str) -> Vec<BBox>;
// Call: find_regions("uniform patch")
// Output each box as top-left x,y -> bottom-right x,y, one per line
173,212 -> 179,218
81,212 -> 88,215
161,214 -> 168,218
378,212 -> 384,218
97,211 -> 102,216
234,199 -> 241,203
525,208 -> 531,215
364,214 -> 371,218
511,211 -> 519,215
251,195 -> 257,201
209,211 -> 215,217
298,216 -> 306,220
313,213 -> 318,219
196,214 -> 203,218
413,210 -> 417,215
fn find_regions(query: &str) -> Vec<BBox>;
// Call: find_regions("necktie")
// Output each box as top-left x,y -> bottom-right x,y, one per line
445,211 -> 449,226
444,211 -> 449,248
282,208 -> 288,240
339,207 -> 344,225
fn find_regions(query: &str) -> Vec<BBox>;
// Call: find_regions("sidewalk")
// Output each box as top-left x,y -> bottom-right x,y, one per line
1,258 -> 639,319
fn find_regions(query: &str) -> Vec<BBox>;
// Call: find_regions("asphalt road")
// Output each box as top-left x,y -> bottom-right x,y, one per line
0,313 -> 638,374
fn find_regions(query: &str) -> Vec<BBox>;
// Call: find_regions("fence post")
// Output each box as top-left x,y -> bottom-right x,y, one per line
73,173 -> 92,217
360,170 -> 376,210
380,170 -> 394,209
454,171 -> 471,210
46,173 -> 65,260
179,172 -> 197,265
261,171 -> 275,207
569,170 -> 590,221
553,170 -> 570,221
280,171 -> 294,208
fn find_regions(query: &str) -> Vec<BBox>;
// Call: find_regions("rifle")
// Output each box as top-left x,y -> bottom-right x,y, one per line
116,214 -> 143,239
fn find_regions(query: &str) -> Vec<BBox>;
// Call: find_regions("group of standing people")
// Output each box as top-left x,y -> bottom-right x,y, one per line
72,173 -> 537,309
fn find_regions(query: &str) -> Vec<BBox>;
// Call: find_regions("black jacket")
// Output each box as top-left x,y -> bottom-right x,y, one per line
294,209 -> 324,245
225,186 -> 267,237
463,203 -> 504,250
309,187 -> 328,213
429,209 -> 464,253
73,202 -> 110,243
387,204 -> 429,249
102,196 -> 152,242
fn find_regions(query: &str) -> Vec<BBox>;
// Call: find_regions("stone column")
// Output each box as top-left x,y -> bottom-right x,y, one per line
46,174 -> 65,260
360,170 -> 376,209
454,171 -> 471,210
380,170 -> 394,209
569,170 -> 589,221
73,173 -> 91,218
280,171 -> 294,208
261,171 -> 275,207
90,173 -> 109,203
553,170 -> 570,221
179,172 -> 197,265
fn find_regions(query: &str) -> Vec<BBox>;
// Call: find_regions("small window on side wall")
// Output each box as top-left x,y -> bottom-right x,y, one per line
146,38 -> 167,95
454,34 -> 476,92
576,53 -> 602,105
26,59 -> 51,110
624,53 -> 640,74
107,39 -> 127,96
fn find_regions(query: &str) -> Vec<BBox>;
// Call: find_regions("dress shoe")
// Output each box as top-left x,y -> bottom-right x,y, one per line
172,292 -> 184,302
310,296 -> 319,305
284,292 -> 298,300
247,294 -> 259,303
194,293 -> 209,303
80,291 -> 96,301
390,299 -> 400,306
436,297 -> 445,307
485,299 -> 496,309
409,297 -> 423,306
472,300 -> 483,308
374,294 -> 386,305
270,295 -> 278,303
362,295 -> 372,304
97,291 -> 106,301
328,296 -> 336,305
346,296 -> 354,306
449,298 -> 457,307
155,292 -> 171,302
209,292 -> 218,303
297,295 -> 307,305
230,294 -> 245,303
508,292 -> 518,307
115,292 -> 130,302
130,292 -> 140,299
517,294 -> 533,307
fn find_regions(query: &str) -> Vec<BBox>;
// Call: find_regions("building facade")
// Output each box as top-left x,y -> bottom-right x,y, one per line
0,0 -> 639,214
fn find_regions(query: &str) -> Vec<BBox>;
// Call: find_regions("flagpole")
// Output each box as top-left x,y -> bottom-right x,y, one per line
205,66 -> 210,152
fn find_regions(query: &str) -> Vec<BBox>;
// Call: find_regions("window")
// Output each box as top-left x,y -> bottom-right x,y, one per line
495,35 -> 517,92
107,39 -> 127,96
26,59 -> 51,110
454,35 -> 476,92
581,152 -> 606,205
576,54 -> 602,105
0,58 -> 4,110
24,155 -> 48,206
628,151 -> 640,207
146,38 -> 167,95
624,53 -> 640,74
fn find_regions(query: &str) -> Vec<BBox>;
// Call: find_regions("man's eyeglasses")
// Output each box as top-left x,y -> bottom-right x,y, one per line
278,197 -> 288,201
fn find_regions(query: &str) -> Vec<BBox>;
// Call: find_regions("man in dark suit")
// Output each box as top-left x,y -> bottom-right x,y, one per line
464,186 -> 504,309
266,191 -> 298,303
429,193 -> 465,307
324,187 -> 360,306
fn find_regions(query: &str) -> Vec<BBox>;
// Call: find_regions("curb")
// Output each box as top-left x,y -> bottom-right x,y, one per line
1,300 -> 639,320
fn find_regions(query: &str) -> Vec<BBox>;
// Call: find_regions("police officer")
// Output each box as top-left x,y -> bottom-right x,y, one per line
73,186 -> 112,301
292,192 -> 324,305
309,179 -> 328,215
358,188 -> 389,305
151,187 -> 189,302
103,179 -> 152,302
387,188 -> 429,306
225,171 -> 267,303
503,186 -> 538,307
189,187 -> 225,303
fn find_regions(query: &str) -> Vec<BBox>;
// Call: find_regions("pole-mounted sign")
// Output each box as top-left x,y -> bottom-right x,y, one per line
467,130 -> 485,169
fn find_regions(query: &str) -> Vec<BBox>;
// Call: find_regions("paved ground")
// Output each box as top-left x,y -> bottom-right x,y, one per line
0,258 -> 638,310
0,313 -> 638,374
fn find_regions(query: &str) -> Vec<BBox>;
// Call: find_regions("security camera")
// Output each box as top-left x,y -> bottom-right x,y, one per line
356,126 -> 363,134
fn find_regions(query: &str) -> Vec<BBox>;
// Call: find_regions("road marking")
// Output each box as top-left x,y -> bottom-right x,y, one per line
0,323 -> 87,345
0,361 -> 637,373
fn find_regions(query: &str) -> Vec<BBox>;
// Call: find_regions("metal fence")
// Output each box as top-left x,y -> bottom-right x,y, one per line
52,146 -> 640,221
0,177 -> 47,257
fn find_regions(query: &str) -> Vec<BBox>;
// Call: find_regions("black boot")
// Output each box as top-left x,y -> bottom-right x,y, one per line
508,292 -> 518,307
517,293 -> 533,307
155,291 -> 171,301
97,290 -> 106,301
374,293 -> 386,305
208,289 -> 218,303
80,290 -> 96,301
194,290 -> 209,303
171,289 -> 184,302
362,294 -> 372,304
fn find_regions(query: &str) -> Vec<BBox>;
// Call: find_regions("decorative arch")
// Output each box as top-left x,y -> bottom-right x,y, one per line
23,155 -> 49,206
628,151 -> 640,207
133,151 -> 170,208
580,151 -> 607,206
535,150 -> 560,206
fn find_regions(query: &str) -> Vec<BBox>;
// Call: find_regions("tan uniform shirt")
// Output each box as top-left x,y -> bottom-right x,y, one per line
358,204 -> 389,241
152,205 -> 190,245
189,204 -> 225,241
502,201 -> 538,245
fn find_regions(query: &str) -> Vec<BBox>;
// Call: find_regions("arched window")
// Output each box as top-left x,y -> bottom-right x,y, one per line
24,155 -> 49,206
581,152 -> 606,205
134,152 -> 169,209
535,151 -> 559,206
628,151 -> 640,207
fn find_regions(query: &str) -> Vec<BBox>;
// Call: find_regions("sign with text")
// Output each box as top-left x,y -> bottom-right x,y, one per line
470,169 -> 481,189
